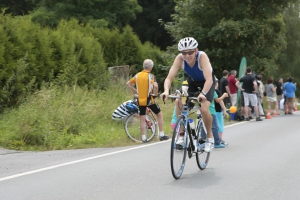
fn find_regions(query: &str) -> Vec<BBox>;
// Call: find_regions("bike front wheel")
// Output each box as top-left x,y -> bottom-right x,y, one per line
124,113 -> 156,142
170,116 -> 187,179
195,120 -> 210,170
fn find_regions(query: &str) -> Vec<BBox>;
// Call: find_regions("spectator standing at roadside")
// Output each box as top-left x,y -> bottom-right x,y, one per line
236,67 -> 262,121
215,78 -> 228,146
283,77 -> 297,114
200,90 -> 227,148
256,75 -> 265,116
220,70 -> 231,108
276,78 -> 283,106
283,78 -> 289,113
228,70 -> 238,106
240,91 -> 251,119
265,77 -> 278,116
126,59 -> 169,142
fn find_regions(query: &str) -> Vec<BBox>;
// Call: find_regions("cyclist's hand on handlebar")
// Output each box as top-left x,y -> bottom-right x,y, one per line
197,93 -> 206,102
160,92 -> 169,102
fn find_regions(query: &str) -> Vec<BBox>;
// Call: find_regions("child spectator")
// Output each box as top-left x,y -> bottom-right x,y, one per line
214,78 -> 228,146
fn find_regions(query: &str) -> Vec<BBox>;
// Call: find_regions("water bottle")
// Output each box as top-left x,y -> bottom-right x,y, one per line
189,119 -> 196,135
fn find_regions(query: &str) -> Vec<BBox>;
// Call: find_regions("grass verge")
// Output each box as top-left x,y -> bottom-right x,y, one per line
0,81 -> 298,151
0,81 -> 176,151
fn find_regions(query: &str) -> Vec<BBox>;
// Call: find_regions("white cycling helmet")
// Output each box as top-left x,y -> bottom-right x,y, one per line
178,37 -> 198,51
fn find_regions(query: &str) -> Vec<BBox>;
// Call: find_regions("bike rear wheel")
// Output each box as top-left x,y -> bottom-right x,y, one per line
124,113 -> 156,142
170,116 -> 187,179
195,120 -> 210,169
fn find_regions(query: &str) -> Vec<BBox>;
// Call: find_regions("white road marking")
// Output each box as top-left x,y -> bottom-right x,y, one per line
0,141 -> 169,182
0,122 -> 243,182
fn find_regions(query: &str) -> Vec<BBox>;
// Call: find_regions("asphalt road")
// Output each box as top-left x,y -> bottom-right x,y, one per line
1,112 -> 300,200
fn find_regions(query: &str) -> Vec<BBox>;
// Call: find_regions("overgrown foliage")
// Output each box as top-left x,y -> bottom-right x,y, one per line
28,0 -> 142,28
0,80 -> 175,150
0,14 -> 170,111
0,0 -> 35,15
0,15 -> 109,110
277,2 -> 300,97
163,0 -> 298,78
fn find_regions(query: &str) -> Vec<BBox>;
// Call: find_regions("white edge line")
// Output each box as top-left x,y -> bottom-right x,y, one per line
0,141 -> 168,182
0,121 -> 244,182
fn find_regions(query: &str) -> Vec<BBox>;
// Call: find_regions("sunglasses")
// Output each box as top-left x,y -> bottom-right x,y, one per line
181,51 -> 195,55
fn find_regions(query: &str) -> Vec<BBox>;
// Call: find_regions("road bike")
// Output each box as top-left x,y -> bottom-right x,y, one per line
124,97 -> 158,142
168,93 -> 210,179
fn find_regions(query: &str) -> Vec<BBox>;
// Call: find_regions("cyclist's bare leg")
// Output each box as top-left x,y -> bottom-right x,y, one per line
175,99 -> 183,118
175,99 -> 184,134
139,114 -> 147,136
156,111 -> 164,133
200,101 -> 213,138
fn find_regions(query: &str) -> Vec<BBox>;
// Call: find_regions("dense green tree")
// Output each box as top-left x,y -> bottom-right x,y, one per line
277,2 -> 300,97
0,0 -> 35,15
130,0 -> 176,50
1,0 -> 175,51
163,0 -> 297,78
29,0 -> 142,28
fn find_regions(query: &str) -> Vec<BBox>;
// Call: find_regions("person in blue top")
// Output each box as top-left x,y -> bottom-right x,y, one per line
161,37 -> 215,152
283,77 -> 297,114
200,90 -> 228,148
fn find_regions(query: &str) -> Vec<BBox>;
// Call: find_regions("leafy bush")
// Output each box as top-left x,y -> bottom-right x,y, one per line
0,14 -> 171,112
0,15 -> 108,110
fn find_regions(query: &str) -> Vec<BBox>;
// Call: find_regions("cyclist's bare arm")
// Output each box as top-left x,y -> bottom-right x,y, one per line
126,81 -> 137,94
153,81 -> 158,96
161,54 -> 182,100
198,52 -> 213,102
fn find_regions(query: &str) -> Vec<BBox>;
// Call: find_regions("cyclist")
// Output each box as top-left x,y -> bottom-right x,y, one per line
161,37 -> 215,152
126,59 -> 169,142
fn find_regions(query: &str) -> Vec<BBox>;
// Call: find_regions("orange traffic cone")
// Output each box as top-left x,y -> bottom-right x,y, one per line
266,110 -> 272,119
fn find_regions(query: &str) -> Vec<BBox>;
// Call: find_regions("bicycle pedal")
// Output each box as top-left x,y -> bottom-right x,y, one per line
176,144 -> 184,150
197,143 -> 205,151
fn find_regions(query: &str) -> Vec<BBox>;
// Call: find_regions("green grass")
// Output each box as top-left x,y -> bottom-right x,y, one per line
0,80 -> 298,151
0,80 -> 176,151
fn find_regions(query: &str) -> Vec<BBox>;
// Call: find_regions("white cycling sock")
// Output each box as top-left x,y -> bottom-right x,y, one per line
207,138 -> 214,143
142,135 -> 146,140
159,132 -> 165,137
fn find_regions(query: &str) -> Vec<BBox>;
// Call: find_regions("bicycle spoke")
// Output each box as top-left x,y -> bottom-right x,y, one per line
195,121 -> 210,169
170,116 -> 187,179
124,113 -> 156,142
